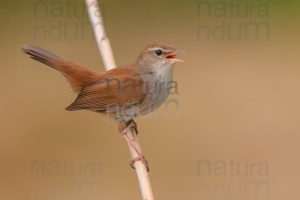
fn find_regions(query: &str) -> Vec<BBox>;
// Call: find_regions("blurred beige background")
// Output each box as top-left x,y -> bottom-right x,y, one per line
0,0 -> 300,199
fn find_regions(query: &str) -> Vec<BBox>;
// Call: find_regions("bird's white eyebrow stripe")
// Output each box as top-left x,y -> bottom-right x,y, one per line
148,47 -> 161,51
147,47 -> 173,52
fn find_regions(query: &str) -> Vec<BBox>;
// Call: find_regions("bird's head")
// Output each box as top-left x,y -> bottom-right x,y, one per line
137,43 -> 184,70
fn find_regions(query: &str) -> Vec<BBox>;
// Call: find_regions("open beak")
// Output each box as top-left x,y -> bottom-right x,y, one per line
165,52 -> 184,63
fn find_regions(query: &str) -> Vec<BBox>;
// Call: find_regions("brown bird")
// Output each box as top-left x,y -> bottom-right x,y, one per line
21,43 -> 183,170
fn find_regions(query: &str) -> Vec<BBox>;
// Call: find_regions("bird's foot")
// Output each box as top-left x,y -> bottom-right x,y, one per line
119,120 -> 138,135
130,155 -> 150,172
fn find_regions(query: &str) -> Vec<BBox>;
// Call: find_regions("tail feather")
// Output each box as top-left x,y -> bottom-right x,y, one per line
21,45 -> 100,93
21,45 -> 63,69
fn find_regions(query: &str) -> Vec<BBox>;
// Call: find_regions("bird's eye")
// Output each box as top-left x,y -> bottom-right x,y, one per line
155,49 -> 163,56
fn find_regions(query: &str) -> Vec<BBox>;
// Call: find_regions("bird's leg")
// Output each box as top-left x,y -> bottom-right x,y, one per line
119,119 -> 138,135
119,120 -> 149,171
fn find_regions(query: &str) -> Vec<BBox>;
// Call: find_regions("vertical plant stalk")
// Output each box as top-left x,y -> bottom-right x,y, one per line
85,0 -> 154,199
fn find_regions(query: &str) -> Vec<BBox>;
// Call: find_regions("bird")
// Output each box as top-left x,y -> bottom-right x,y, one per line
21,43 -> 183,171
